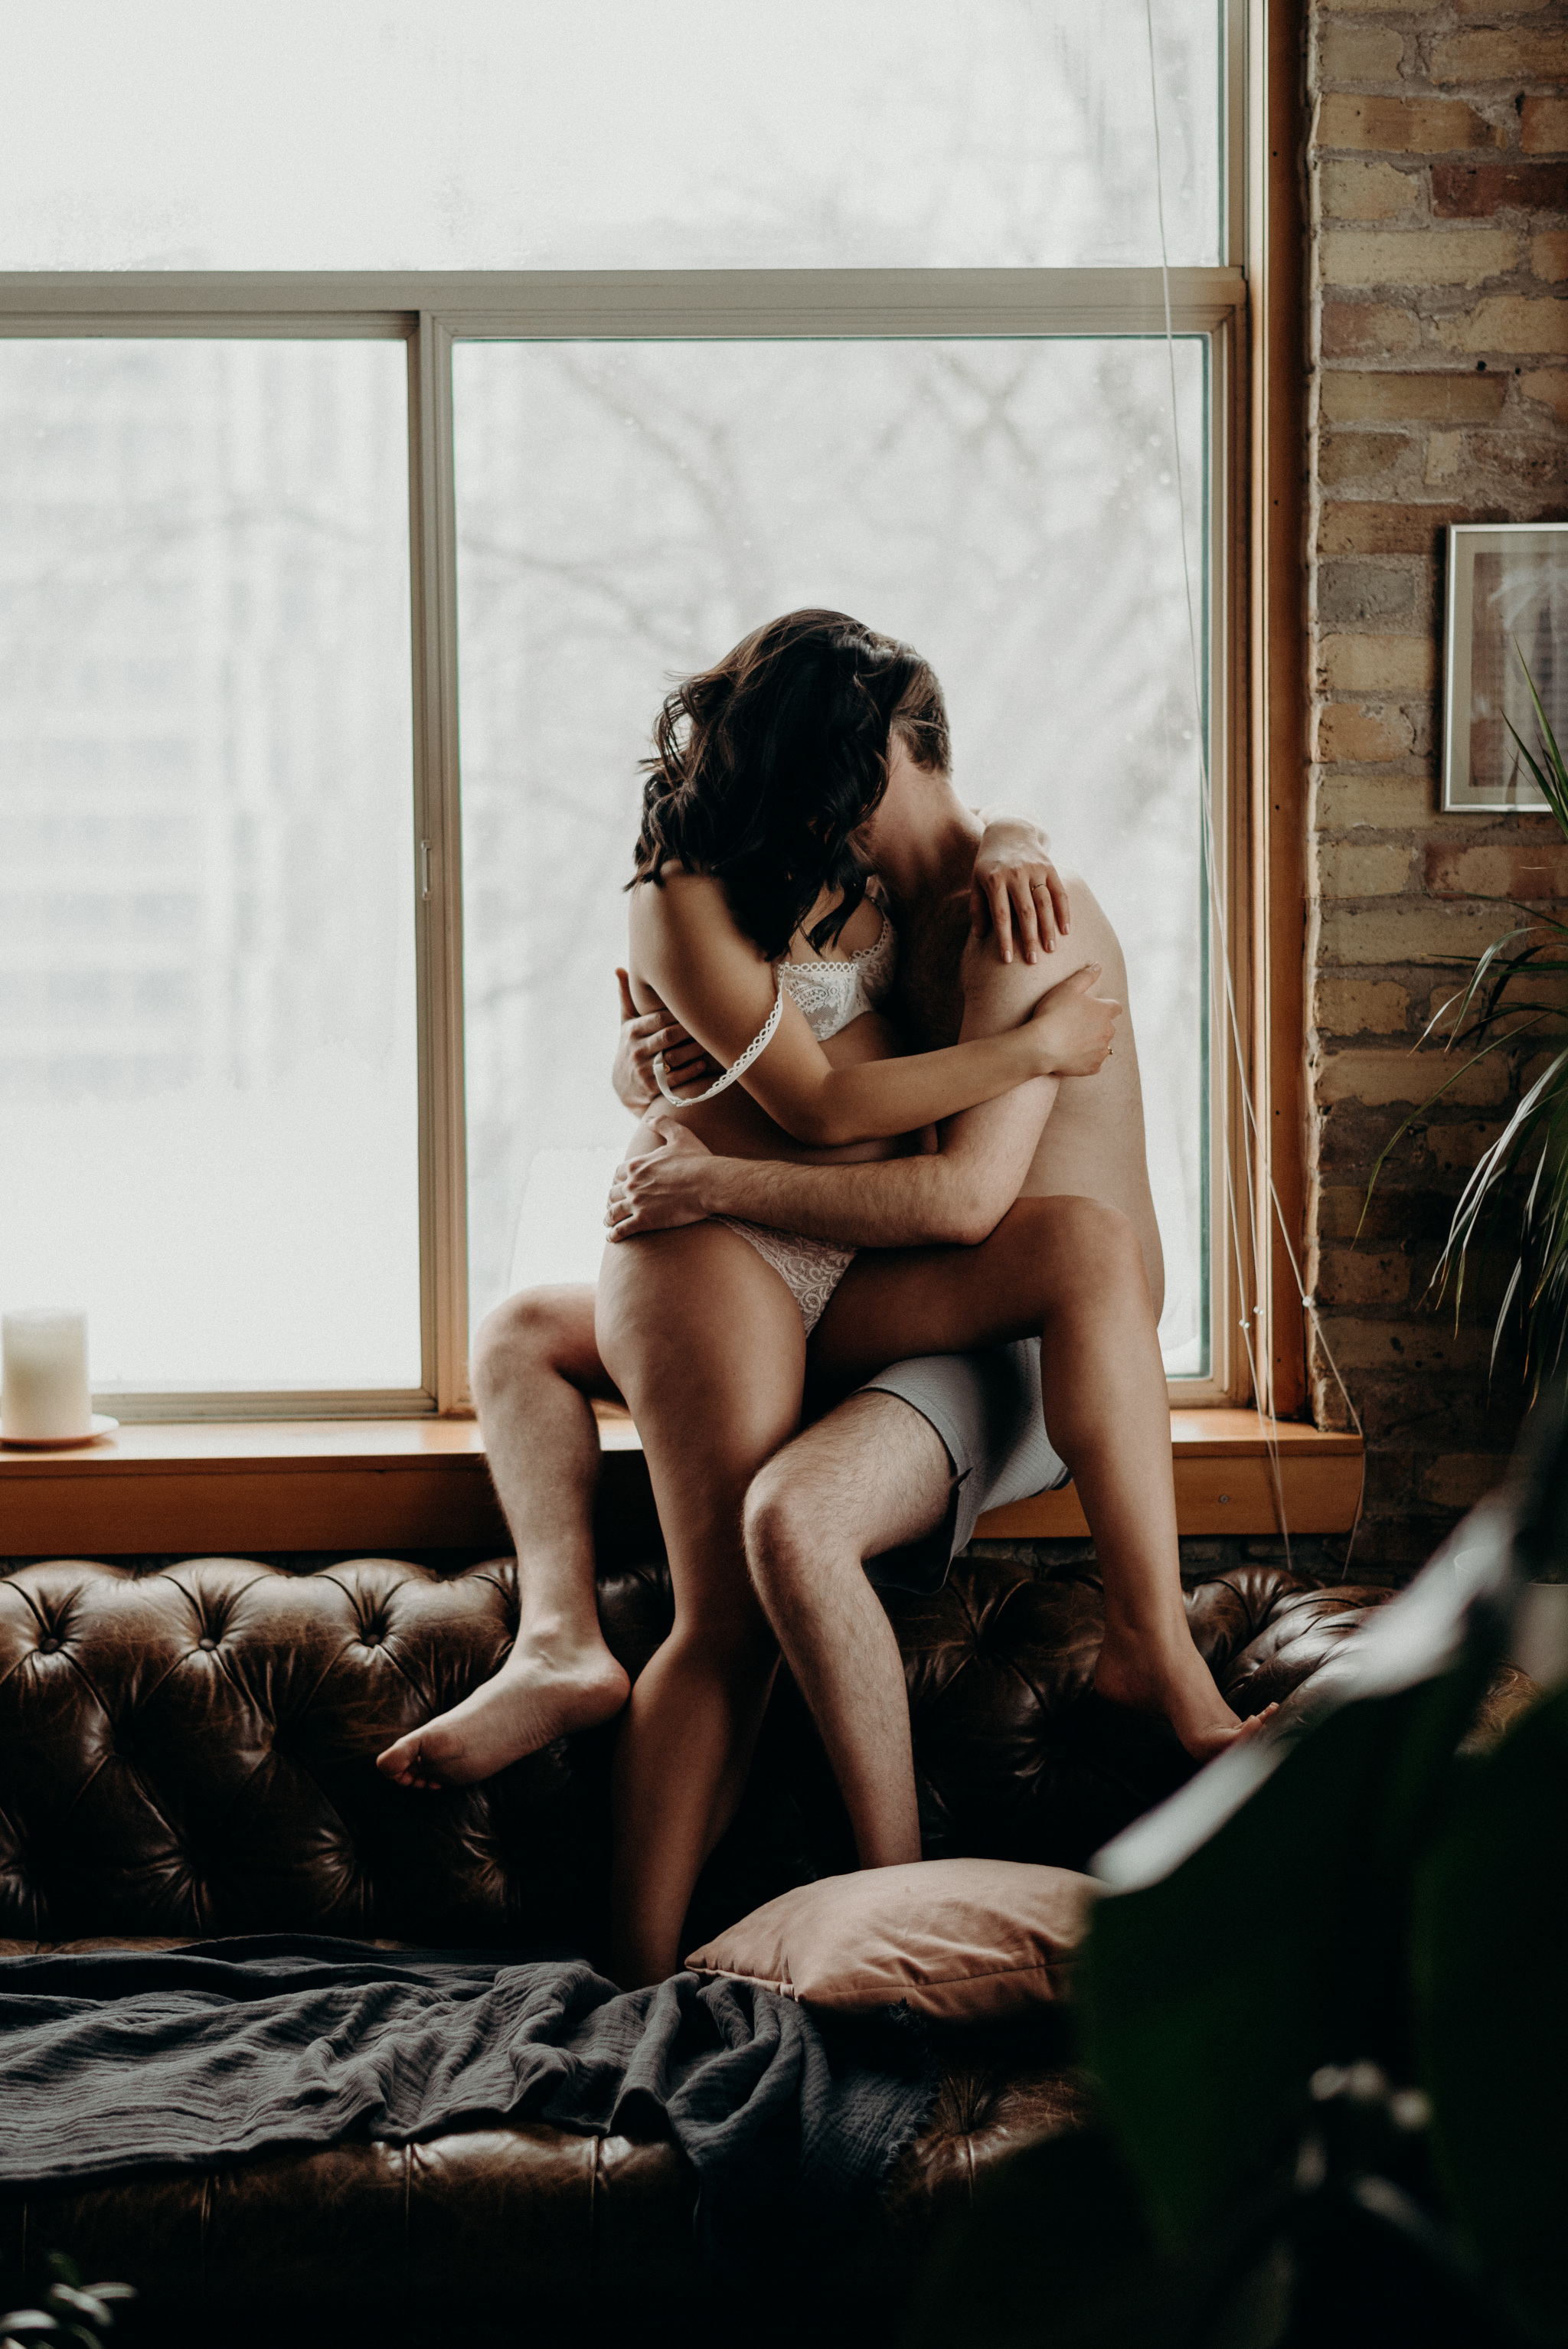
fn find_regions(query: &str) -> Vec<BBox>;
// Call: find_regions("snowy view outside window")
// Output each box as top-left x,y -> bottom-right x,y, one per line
0,341 -> 420,1392
6,1 -> 1220,274
0,0 -> 1224,1398
456,338 -> 1210,1376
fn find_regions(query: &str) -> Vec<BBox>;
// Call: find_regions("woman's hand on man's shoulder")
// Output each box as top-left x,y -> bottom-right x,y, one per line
1027,962 -> 1122,1077
969,814 -> 1073,965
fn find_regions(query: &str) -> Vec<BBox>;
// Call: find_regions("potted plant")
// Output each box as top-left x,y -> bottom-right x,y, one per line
1365,657 -> 1568,1387
906,1390 -> 1568,2347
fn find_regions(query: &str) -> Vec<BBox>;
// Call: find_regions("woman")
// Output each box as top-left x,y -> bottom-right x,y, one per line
595,609 -> 1122,1986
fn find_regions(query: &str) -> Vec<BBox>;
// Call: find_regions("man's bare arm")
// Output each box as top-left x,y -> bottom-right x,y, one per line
606,949 -> 1119,1249
642,1083 -> 1053,1247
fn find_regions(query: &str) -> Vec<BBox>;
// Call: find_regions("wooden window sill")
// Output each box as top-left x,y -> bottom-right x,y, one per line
0,1408 -> 1363,1555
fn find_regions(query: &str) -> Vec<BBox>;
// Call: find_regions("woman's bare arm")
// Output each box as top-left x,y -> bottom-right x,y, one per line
630,871 -> 1067,1149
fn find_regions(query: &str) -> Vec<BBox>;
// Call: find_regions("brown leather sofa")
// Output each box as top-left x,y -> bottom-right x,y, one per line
0,1543 -> 1386,2346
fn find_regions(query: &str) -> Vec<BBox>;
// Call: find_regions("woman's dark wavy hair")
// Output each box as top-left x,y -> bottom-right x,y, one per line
630,609 -> 950,961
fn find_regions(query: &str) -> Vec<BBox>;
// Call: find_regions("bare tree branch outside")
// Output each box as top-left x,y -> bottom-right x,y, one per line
0,0 -> 1223,1394
457,335 -> 1211,1374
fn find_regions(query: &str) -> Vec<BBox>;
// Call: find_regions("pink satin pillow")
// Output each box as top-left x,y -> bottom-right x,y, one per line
685,1857 -> 1099,2021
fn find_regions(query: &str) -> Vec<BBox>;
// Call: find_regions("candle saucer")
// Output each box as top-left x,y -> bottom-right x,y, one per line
0,1416 -> 120,1451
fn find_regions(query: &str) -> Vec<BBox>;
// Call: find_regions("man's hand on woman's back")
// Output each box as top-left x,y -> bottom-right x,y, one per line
605,1116 -> 718,1240
612,969 -> 720,1114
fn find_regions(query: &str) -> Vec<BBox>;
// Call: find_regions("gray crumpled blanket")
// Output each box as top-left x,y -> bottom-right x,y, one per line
0,1938 -> 936,2275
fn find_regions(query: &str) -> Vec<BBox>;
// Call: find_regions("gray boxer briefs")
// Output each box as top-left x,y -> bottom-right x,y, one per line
857,1339 -> 1070,1595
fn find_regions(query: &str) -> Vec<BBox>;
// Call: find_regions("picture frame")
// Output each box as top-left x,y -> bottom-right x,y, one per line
1442,521 -> 1568,814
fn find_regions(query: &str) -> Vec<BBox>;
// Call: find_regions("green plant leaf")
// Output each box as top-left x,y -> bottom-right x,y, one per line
1411,1680 -> 1568,2342
1357,1021 -> 1534,1243
1079,1514 -> 1514,2251
46,2294 -> 109,2326
1418,928 -> 1539,1052
1360,649 -> 1568,1387
1504,639 -> 1568,834
1431,1048 -> 1568,1380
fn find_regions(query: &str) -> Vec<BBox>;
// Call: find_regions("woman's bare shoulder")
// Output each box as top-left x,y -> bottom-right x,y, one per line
629,865 -> 756,962
634,865 -> 728,913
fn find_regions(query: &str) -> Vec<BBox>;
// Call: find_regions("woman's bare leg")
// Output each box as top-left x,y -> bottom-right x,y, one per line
811,1194 -> 1256,1761
378,1286 -> 629,1788
597,1222 -> 806,1987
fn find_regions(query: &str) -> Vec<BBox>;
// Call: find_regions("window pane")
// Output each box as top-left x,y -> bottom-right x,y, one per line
8,0 -> 1221,273
455,337 -> 1210,1377
0,341 -> 421,1395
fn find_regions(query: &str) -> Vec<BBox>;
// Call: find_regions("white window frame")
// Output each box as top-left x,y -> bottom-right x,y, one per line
0,0 -> 1266,1419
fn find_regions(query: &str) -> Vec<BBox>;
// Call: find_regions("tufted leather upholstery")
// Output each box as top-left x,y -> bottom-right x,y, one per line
0,1546 -> 1386,2336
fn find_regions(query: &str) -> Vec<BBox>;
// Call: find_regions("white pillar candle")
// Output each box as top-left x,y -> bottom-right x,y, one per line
2,1308 -> 93,1441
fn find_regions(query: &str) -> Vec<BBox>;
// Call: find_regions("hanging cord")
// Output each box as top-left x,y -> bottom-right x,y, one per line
1142,1 -> 1364,1573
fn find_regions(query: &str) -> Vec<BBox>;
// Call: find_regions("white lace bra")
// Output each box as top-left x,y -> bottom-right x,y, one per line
653,909 -> 897,1107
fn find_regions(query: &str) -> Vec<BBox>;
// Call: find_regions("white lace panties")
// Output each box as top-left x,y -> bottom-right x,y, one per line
714,1217 -> 855,1336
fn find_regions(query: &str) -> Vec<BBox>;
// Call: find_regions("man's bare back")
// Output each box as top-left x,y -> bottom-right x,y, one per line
890,877 -> 1164,1311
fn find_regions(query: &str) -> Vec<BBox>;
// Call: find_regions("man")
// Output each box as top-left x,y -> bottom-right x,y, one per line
378,761 -> 1261,1861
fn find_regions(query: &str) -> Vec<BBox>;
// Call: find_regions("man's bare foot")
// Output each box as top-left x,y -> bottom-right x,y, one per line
1094,1625 -> 1279,1763
377,1637 -> 631,1789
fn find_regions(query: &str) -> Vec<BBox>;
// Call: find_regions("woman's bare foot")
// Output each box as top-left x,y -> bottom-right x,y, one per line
377,1635 -> 631,1789
1094,1621 -> 1279,1762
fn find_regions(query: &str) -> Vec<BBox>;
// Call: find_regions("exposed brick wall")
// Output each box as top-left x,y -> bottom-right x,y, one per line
1305,0 -> 1567,1574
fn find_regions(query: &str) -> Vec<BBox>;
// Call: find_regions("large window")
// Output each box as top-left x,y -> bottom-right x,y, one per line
455,335 -> 1214,1375
9,1 -> 1226,273
0,0 -> 1247,1416
0,338 -> 420,1402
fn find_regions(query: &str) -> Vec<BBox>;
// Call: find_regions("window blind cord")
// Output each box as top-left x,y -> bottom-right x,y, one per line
1142,0 -> 1365,1578
1141,0 -> 1289,1553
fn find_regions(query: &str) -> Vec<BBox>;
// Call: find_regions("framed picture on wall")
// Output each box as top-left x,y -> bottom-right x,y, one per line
1442,521 -> 1568,812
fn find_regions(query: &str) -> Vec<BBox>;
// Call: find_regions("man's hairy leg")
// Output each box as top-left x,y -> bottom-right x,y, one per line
812,1199 -> 1268,1762
377,1286 -> 629,1788
745,1393 -> 952,1870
